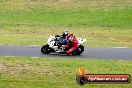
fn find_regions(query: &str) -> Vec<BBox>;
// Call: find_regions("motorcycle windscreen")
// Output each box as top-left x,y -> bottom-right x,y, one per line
77,38 -> 86,44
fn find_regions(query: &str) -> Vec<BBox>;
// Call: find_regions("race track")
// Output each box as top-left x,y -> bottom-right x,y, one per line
0,45 -> 132,60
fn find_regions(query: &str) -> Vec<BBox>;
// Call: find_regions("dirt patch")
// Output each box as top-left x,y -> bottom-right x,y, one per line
0,63 -> 62,76
0,64 -> 6,72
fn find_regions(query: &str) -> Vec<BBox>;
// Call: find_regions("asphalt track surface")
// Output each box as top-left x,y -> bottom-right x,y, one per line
0,45 -> 132,60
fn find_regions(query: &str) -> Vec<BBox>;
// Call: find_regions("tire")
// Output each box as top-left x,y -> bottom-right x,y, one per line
78,45 -> 84,55
41,44 -> 51,54
72,45 -> 84,55
76,76 -> 86,85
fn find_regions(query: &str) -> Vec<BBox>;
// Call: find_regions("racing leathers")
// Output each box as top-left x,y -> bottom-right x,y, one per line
64,34 -> 79,55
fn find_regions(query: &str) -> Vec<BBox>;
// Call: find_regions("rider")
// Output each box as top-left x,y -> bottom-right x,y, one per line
62,31 -> 79,55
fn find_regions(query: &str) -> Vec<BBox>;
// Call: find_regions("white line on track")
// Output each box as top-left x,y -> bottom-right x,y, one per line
112,47 -> 129,48
3,55 -> 40,59
32,57 -> 40,58
0,44 -> 41,46
27,45 -> 41,46
0,44 -> 4,45
4,56 -> 15,57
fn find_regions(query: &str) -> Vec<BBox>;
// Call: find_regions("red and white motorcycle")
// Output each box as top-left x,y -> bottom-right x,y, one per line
41,35 -> 86,55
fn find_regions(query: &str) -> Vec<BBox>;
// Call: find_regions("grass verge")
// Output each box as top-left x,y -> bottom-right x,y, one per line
0,56 -> 132,88
0,27 -> 132,47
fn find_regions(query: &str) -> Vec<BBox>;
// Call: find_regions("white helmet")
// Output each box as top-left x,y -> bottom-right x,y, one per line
62,31 -> 69,37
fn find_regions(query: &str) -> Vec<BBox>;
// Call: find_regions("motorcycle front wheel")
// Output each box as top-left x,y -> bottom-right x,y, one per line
72,45 -> 84,55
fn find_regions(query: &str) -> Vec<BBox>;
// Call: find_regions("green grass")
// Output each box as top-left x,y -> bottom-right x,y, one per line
0,56 -> 132,88
0,9 -> 132,28
0,0 -> 132,47
0,27 -> 132,47
0,1 -> 132,88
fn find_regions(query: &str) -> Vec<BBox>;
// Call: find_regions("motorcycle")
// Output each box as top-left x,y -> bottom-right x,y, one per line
41,35 -> 86,55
